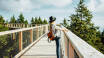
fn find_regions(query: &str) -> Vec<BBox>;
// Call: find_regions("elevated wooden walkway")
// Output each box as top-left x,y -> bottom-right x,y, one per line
21,35 -> 56,58
0,24 -> 104,58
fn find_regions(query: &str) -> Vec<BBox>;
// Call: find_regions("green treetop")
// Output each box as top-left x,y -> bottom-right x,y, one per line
10,15 -> 16,23
38,17 -> 42,24
62,18 -> 69,28
24,20 -> 28,24
34,17 -> 38,24
31,17 -> 35,24
0,15 -> 5,24
43,19 -> 48,24
17,13 -> 25,23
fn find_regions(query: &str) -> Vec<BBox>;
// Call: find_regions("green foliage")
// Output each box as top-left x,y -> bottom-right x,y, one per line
5,20 -> 9,24
0,34 -> 19,58
24,20 -> 28,24
43,19 -> 48,24
0,24 -> 8,32
10,15 -> 16,23
17,13 -> 25,23
38,17 -> 42,24
61,18 -> 69,28
31,17 -> 35,24
0,23 -> 19,58
0,15 -> 5,24
101,30 -> 104,44
16,13 -> 28,24
0,24 -> 16,58
69,0 -> 104,54
31,17 -> 48,24
34,17 -> 38,24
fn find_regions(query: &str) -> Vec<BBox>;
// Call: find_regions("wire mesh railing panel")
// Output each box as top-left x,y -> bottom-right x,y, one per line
22,30 -> 31,49
39,27 -> 41,37
33,28 -> 37,41
0,25 -> 48,58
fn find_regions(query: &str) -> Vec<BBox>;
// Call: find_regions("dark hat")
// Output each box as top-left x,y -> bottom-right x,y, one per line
49,16 -> 56,23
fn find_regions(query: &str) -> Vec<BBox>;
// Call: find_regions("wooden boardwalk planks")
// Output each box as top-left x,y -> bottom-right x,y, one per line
21,35 -> 57,58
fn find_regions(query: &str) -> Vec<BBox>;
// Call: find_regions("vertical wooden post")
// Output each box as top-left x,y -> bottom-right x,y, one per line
43,26 -> 45,33
26,24 -> 28,28
69,40 -> 74,58
7,24 -> 8,27
12,33 -> 15,40
40,26 -> 42,35
36,25 -> 39,39
11,24 -> 12,27
18,24 -> 19,28
23,24 -> 24,28
10,24 -> 11,27
31,24 -> 32,27
64,35 -> 68,58
15,24 -> 17,27
8,24 -> 9,27
19,31 -> 23,51
30,29 -> 33,43
41,26 -> 43,34
20,24 -> 22,28
26,24 -> 27,27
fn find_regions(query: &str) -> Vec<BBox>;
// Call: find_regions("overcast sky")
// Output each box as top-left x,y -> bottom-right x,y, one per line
0,0 -> 104,30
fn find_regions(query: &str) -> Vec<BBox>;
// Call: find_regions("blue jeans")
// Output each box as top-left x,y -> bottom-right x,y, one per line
55,37 -> 61,58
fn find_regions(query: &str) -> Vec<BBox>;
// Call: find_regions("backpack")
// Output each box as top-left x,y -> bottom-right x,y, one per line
47,24 -> 55,41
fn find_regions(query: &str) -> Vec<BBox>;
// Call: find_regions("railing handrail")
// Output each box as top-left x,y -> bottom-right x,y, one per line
0,24 -> 48,36
61,26 -> 104,58
2,23 -> 46,28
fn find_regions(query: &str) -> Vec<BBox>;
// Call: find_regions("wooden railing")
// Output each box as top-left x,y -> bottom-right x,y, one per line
2,23 -> 43,28
0,24 -> 48,58
60,26 -> 104,58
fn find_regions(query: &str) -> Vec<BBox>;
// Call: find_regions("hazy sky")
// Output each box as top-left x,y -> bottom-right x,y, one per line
0,0 -> 104,30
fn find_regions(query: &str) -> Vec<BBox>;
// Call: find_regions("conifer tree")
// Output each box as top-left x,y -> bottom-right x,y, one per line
38,17 -> 42,24
101,30 -> 104,44
61,18 -> 69,28
24,20 -> 28,24
34,17 -> 38,24
43,19 -> 48,24
31,17 -> 35,24
10,15 -> 16,23
70,0 -> 104,53
0,15 -> 5,24
17,13 -> 25,23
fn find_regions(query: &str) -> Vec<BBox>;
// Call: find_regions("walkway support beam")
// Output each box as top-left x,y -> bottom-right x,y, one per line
12,33 -> 15,40
69,40 -> 74,58
36,25 -> 39,39
30,29 -> 33,43
19,31 -> 23,51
